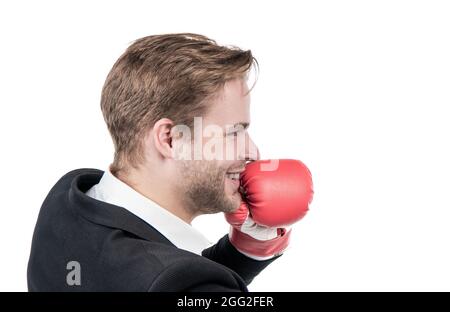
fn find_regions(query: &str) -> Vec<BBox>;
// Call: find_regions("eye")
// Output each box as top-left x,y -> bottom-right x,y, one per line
226,131 -> 238,137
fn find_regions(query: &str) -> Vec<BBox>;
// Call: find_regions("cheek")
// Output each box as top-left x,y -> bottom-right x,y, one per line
223,136 -> 240,160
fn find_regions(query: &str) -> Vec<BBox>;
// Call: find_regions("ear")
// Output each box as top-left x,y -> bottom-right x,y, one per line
152,118 -> 175,159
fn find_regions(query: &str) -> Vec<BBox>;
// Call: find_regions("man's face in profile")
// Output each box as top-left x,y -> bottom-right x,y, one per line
173,78 -> 259,216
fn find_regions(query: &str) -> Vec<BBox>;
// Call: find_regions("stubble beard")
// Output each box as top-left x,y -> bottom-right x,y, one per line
177,160 -> 240,216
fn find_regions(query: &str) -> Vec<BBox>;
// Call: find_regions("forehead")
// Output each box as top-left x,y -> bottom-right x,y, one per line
204,79 -> 251,127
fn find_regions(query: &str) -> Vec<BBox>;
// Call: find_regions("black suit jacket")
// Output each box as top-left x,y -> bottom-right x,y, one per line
27,169 -> 279,291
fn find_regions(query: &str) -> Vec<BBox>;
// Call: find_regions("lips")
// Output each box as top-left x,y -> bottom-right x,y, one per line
225,169 -> 244,192
226,168 -> 245,174
225,172 -> 240,180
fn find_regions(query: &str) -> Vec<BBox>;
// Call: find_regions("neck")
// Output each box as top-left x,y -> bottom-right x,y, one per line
114,166 -> 195,225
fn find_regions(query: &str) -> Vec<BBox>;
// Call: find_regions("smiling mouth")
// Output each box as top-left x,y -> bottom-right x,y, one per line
225,172 -> 240,181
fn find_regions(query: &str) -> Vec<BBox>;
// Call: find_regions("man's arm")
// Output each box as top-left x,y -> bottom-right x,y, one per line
147,254 -> 250,292
202,234 -> 281,286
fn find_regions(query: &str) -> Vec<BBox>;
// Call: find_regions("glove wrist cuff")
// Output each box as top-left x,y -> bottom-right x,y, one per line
228,226 -> 291,258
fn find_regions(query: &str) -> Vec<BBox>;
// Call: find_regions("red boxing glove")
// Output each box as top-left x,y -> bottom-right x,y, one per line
225,159 -> 314,259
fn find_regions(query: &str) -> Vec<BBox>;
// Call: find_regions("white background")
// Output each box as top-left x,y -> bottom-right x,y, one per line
1,0 -> 449,291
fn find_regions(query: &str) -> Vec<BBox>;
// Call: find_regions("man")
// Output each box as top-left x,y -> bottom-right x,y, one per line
27,33 -> 312,291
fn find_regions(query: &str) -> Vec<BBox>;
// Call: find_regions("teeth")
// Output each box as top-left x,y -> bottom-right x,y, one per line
226,173 -> 240,180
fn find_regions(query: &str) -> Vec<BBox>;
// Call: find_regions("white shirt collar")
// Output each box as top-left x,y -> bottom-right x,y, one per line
85,168 -> 212,255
